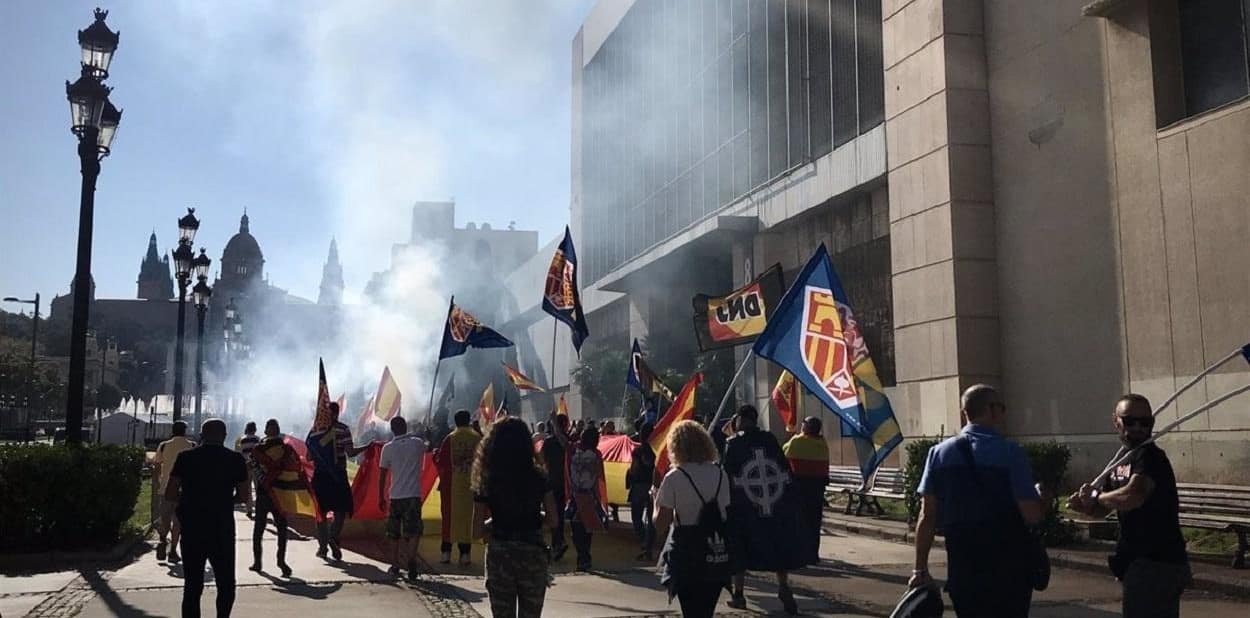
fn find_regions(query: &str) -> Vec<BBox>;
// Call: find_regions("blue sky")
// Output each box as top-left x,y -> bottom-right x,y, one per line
0,1 -> 595,307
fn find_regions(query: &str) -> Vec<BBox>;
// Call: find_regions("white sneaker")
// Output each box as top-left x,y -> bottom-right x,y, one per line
458,553 -> 471,567
440,551 -> 451,564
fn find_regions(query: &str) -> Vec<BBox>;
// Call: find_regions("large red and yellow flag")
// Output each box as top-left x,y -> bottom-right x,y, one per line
648,373 -> 703,479
772,370 -> 800,433
373,366 -> 402,422
313,359 -> 333,432
354,394 -> 376,437
477,383 -> 495,425
502,361 -> 546,393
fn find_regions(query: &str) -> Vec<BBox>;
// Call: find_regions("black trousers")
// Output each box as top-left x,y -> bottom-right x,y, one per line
629,492 -> 654,553
795,478 -> 825,565
571,523 -> 593,566
252,493 -> 288,566
550,489 -> 567,549
180,524 -> 236,618
675,581 -> 723,618
948,584 -> 1031,618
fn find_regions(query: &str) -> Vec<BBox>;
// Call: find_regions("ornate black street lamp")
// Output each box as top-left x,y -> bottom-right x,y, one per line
171,209 -> 199,422
64,9 -> 121,444
191,249 -> 212,430
222,298 -> 236,419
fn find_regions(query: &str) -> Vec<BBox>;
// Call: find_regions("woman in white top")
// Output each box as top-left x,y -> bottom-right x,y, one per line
654,420 -> 733,618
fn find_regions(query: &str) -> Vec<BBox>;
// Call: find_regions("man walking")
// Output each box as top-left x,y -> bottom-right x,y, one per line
307,402 -> 365,561
434,410 -> 481,565
164,419 -> 249,618
379,415 -> 427,579
782,416 -> 830,566
154,420 -> 196,562
723,405 -> 804,615
910,384 -> 1043,617
541,412 -> 571,560
234,422 -> 260,518
626,421 -> 656,561
249,419 -> 300,578
1068,394 -> 1190,617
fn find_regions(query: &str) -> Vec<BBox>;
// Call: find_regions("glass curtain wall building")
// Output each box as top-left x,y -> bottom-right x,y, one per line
581,0 -> 885,283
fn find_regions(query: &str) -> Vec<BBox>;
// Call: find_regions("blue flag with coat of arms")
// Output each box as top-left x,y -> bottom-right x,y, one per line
752,244 -> 903,481
438,298 -> 513,360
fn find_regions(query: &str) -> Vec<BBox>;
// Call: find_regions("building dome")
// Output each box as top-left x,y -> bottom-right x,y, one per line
223,212 -> 263,262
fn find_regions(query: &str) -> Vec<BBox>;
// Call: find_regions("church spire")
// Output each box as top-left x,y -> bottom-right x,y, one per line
137,231 -> 174,300
318,237 -> 344,307
239,209 -> 250,234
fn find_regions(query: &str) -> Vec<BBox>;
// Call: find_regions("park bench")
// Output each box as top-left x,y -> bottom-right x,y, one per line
1176,482 -> 1250,568
828,465 -> 906,517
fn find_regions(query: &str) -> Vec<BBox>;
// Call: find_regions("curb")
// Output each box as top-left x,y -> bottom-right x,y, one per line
822,516 -> 1250,599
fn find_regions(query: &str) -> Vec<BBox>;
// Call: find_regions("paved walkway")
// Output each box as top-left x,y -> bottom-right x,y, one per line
3,509 -> 1249,617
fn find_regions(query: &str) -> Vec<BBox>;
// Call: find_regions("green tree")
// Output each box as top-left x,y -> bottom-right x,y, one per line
95,383 -> 123,411
571,346 -> 631,417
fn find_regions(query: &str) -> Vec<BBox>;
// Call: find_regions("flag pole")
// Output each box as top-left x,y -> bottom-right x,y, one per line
550,318 -> 560,409
706,349 -> 754,430
1089,382 -> 1250,488
1092,344 -> 1247,478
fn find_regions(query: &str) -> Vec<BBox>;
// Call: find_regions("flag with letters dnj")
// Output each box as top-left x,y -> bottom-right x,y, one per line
542,226 -> 590,354
438,298 -> 514,360
752,244 -> 903,480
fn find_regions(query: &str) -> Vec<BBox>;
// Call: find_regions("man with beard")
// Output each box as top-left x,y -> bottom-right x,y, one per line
1068,394 -> 1190,618
722,405 -> 803,615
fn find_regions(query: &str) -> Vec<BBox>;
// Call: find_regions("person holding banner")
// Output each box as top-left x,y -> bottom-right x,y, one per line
249,419 -> 300,578
307,402 -> 365,561
1067,394 -> 1190,618
435,409 -> 482,566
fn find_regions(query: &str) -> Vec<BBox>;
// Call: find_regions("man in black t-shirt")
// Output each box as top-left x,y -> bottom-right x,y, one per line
1068,394 -> 1190,618
626,422 -> 657,561
165,419 -> 250,618
542,412 -> 570,560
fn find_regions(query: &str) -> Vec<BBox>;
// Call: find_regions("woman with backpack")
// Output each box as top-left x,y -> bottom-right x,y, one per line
654,420 -> 734,618
567,426 -> 607,571
471,418 -> 559,618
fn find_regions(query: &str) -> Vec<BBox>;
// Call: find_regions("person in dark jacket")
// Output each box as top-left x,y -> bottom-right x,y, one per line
722,405 -> 803,615
626,422 -> 657,560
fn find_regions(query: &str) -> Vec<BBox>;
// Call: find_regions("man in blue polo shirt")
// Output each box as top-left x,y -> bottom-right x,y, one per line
909,384 -> 1043,617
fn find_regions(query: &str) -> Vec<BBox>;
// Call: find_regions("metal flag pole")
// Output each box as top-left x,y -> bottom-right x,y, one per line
1090,382 -> 1250,488
427,297 -> 455,422
1093,344 -> 1248,478
706,349 -> 754,430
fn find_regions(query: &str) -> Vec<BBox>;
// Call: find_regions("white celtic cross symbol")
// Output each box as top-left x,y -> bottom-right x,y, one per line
733,448 -> 789,517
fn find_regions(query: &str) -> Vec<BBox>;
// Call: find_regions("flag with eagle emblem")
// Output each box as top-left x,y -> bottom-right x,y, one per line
541,226 -> 590,354
438,297 -> 513,360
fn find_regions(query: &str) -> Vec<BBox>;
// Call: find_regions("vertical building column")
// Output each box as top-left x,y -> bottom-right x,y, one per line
883,0 -> 998,437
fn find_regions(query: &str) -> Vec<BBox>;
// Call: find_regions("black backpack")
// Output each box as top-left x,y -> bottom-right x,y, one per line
672,467 -> 733,580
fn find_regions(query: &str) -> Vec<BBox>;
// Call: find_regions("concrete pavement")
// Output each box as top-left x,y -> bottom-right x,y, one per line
4,508 -> 1250,617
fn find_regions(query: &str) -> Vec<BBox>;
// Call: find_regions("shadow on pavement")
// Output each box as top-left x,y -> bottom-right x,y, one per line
255,571 -> 345,600
79,570 -> 164,618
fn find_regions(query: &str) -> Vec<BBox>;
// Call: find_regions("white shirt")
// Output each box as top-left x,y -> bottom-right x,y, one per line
155,436 -> 195,493
380,433 -> 427,500
656,462 -> 730,525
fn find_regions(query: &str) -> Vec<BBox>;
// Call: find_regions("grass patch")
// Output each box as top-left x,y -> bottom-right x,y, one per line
126,479 -> 153,534
827,493 -> 910,522
1183,527 -> 1241,556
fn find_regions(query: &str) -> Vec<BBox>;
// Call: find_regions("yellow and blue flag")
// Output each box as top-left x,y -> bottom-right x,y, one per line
438,297 -> 514,360
752,243 -> 902,480
542,226 -> 590,354
626,339 -> 674,400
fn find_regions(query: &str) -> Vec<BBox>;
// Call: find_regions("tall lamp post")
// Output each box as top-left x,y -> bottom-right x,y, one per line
191,250 -> 212,430
171,209 -> 199,422
64,9 -> 121,445
222,298 -> 237,420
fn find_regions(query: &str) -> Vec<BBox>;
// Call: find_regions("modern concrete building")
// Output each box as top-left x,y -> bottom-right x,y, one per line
568,0 -> 1250,482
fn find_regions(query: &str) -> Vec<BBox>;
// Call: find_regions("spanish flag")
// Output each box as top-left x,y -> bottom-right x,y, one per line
502,361 -> 546,392
772,370 -> 800,433
649,373 -> 703,478
557,393 -> 569,416
477,383 -> 495,425
253,437 -> 318,519
353,394 -> 376,437
374,366 -> 402,422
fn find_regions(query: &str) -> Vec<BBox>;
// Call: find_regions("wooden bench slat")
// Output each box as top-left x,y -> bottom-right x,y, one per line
1177,513 -> 1250,527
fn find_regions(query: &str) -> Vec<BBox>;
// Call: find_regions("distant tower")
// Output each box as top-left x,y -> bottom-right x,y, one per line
220,211 -> 265,287
318,238 -> 344,306
137,232 -> 174,300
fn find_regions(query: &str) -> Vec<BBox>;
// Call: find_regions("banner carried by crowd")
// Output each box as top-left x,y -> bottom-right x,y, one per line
692,263 -> 785,351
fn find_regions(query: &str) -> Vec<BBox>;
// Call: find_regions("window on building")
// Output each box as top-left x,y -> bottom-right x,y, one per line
1152,0 -> 1250,126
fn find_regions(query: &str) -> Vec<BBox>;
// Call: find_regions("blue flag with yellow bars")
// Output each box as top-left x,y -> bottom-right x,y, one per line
752,243 -> 902,481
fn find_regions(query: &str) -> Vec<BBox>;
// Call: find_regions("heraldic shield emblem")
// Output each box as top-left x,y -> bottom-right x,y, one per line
800,285 -> 860,409
544,250 -> 577,312
448,305 -> 482,343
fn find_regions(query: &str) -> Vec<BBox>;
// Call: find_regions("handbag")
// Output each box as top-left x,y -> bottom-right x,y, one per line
955,436 -> 1051,591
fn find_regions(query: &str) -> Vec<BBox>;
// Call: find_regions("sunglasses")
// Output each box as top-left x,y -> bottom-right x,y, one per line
1117,415 -> 1154,428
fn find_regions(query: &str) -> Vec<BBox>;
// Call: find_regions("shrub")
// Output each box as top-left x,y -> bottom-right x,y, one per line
0,443 -> 144,551
903,437 -> 941,522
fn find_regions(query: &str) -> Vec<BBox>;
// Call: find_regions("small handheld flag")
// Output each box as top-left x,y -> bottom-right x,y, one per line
542,226 -> 590,354
503,361 -> 547,393
772,370 -> 800,433
477,383 -> 496,425
354,394 -> 376,438
627,339 -> 675,401
373,366 -> 402,422
648,373 -> 703,479
439,298 -> 514,360
313,359 -> 333,432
